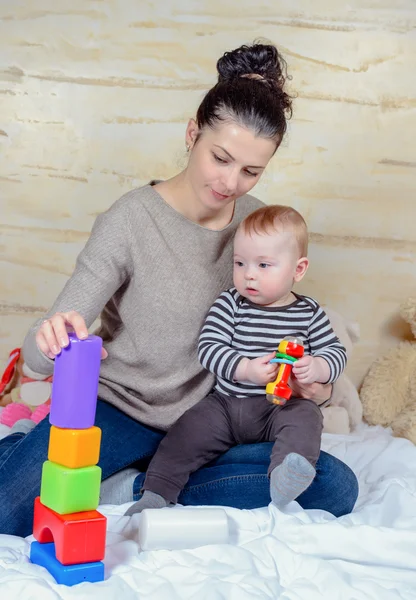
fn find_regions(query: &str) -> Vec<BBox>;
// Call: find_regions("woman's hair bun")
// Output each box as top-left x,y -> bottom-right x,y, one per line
195,41 -> 293,146
216,42 -> 289,92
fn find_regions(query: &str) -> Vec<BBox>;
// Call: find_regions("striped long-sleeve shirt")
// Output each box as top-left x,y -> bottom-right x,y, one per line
198,288 -> 347,398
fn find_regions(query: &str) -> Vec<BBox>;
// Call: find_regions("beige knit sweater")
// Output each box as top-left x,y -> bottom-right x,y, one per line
23,184 -> 263,430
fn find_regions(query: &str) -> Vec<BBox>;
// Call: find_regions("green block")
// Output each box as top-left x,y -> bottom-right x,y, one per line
40,461 -> 101,514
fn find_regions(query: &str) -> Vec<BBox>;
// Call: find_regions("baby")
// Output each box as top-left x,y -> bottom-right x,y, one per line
125,205 -> 347,515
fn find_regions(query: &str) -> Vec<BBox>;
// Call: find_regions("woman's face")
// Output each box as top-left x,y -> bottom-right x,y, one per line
185,120 -> 276,212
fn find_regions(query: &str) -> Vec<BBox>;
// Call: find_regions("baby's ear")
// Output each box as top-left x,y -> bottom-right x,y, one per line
294,257 -> 309,282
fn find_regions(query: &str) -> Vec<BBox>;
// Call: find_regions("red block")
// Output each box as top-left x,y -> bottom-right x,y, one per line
33,496 -> 106,565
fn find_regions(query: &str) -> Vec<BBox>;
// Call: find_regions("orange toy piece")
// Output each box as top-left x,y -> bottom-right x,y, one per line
266,337 -> 304,406
33,497 -> 106,565
48,425 -> 102,469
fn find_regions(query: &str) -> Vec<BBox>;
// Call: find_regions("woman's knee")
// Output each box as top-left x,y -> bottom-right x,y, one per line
0,417 -> 50,477
316,451 -> 359,515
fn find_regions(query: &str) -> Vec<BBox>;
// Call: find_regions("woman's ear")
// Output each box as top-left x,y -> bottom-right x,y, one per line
185,118 -> 199,150
294,257 -> 309,283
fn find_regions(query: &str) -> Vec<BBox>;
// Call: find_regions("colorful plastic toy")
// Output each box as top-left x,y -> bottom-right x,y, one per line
50,333 -> 102,429
40,460 -> 101,514
30,334 -> 106,586
48,425 -> 101,469
266,336 -> 304,405
33,497 -> 106,565
30,542 -> 104,586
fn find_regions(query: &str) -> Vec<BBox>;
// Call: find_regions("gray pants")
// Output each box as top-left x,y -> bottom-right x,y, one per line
143,391 -> 323,504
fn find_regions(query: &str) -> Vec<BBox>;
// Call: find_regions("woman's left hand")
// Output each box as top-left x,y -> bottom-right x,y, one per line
289,374 -> 332,404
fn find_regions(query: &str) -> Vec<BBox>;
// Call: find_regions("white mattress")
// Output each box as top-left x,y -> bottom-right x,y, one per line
1,423 -> 416,599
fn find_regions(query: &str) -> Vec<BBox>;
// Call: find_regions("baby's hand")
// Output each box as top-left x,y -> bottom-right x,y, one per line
244,352 -> 278,385
292,356 -> 329,384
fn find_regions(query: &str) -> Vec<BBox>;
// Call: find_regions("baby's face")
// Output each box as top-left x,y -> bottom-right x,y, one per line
233,228 -> 303,307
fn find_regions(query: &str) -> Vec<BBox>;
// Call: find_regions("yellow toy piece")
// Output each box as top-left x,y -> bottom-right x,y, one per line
48,426 -> 102,469
277,339 -> 288,354
266,337 -> 304,405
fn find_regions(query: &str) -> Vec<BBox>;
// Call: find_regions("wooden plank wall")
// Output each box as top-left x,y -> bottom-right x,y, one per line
1,1 -> 415,386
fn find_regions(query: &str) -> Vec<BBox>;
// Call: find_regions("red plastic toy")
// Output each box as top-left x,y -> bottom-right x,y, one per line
266,337 -> 304,405
33,496 -> 106,565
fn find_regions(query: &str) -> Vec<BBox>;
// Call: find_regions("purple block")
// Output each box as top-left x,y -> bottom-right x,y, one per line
50,334 -> 102,429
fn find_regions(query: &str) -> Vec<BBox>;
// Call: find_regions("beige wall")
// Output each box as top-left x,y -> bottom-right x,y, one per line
1,1 -> 415,387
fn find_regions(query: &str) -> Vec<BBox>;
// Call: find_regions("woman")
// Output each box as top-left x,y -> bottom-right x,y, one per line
0,43 -> 358,537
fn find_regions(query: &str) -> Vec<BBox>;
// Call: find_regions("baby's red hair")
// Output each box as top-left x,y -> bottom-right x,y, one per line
239,205 -> 308,257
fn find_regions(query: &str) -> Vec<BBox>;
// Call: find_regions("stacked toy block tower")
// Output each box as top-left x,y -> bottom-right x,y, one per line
30,334 -> 107,586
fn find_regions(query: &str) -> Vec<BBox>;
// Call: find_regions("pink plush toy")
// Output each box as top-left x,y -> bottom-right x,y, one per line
0,403 -> 32,427
31,403 -> 51,424
0,348 -> 51,427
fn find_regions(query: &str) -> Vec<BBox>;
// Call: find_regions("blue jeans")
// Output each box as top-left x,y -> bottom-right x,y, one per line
0,399 -> 358,537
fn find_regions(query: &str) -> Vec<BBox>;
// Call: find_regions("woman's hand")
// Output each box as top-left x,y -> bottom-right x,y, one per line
35,311 -> 108,360
289,373 -> 332,404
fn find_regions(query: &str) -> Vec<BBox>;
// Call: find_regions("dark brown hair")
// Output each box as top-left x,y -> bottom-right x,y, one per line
196,42 -> 293,149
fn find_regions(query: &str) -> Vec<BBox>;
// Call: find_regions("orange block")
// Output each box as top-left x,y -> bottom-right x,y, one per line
48,425 -> 101,469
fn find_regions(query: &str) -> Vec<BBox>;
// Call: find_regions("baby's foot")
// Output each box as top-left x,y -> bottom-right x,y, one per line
124,490 -> 168,516
270,453 -> 315,508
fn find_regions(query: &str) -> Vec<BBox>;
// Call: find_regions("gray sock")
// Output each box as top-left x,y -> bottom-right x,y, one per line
124,490 -> 168,516
99,467 -> 140,505
10,419 -> 36,435
270,453 -> 316,508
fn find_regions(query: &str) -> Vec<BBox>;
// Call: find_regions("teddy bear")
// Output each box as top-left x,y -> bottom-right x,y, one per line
320,307 -> 363,435
360,297 -> 416,444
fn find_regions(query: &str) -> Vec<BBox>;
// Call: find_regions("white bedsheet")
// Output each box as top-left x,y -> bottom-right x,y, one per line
1,424 -> 416,599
